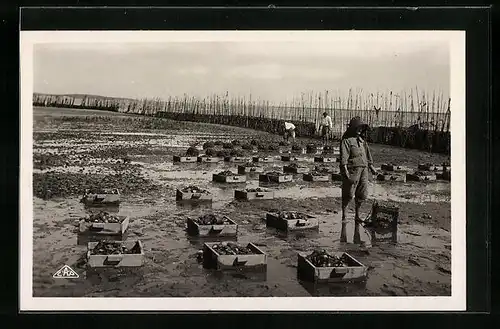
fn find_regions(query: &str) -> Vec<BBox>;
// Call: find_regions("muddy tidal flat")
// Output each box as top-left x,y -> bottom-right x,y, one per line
31,106 -> 452,297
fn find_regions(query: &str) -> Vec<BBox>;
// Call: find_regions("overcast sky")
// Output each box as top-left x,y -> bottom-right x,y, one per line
34,40 -> 449,103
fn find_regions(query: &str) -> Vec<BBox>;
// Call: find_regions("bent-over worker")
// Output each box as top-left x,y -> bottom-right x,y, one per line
284,121 -> 296,143
339,116 -> 378,224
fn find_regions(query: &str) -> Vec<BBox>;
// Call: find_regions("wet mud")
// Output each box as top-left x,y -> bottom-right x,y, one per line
32,107 -> 451,297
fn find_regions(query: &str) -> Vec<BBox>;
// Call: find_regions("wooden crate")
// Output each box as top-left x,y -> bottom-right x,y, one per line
303,173 -> 330,182
203,242 -> 267,271
224,156 -> 251,163
283,165 -> 310,174
173,155 -> 198,163
259,173 -> 293,183
381,164 -> 408,172
418,164 -> 451,172
213,173 -> 247,183
80,189 -> 120,206
266,212 -> 319,232
291,147 -> 306,154
234,189 -> 274,200
197,156 -> 223,163
281,155 -> 304,161
437,170 -> 451,181
176,189 -> 212,202
377,171 -> 407,182
297,252 -> 367,283
407,172 -> 437,182
187,216 -> 238,237
86,240 -> 144,268
237,165 -> 264,174
252,156 -> 275,163
79,215 -> 130,235
314,156 -> 338,163
365,202 -> 399,243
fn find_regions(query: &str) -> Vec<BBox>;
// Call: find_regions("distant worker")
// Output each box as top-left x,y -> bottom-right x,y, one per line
284,121 -> 296,143
340,116 -> 378,225
320,111 -> 333,145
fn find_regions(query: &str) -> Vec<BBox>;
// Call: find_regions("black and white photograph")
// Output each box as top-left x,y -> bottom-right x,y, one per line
20,31 -> 466,311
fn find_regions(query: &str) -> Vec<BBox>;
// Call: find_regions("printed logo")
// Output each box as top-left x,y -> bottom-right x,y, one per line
53,265 -> 79,279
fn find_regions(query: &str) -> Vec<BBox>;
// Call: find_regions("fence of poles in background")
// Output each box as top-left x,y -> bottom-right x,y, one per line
33,87 -> 451,135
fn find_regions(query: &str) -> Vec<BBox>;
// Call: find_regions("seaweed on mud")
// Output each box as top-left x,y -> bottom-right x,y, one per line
33,171 -> 160,199
203,141 -> 215,149
229,149 -> 245,157
194,214 -> 231,225
222,142 -> 234,149
250,139 -> 259,146
267,143 -> 279,151
185,147 -> 200,157
241,143 -> 254,150
81,211 -> 122,223
216,150 -> 232,158
214,141 -> 223,146
204,148 -> 217,156
211,242 -> 253,255
181,186 -> 209,194
291,144 -> 303,151
231,139 -> 241,146
306,249 -> 349,268
33,153 -> 69,169
245,188 -> 268,192
216,170 -> 236,177
89,241 -> 141,255
279,141 -> 289,147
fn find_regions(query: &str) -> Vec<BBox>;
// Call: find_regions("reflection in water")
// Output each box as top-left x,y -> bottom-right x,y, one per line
299,280 -> 368,297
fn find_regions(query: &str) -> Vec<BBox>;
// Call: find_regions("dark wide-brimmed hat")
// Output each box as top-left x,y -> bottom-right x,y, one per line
348,116 -> 367,130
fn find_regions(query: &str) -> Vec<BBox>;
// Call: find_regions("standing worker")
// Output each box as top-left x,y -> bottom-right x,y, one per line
283,121 -> 296,143
320,112 -> 333,146
339,116 -> 378,224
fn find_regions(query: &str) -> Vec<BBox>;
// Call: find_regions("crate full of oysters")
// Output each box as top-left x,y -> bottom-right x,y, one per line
187,214 -> 238,238
266,210 -> 319,232
86,240 -> 144,268
297,249 -> 367,283
78,211 -> 129,235
202,241 -> 267,272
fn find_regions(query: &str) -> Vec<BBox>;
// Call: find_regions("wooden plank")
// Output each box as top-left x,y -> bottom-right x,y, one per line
79,215 -> 129,235
213,173 -> 247,183
173,156 -> 197,163
237,164 -> 264,174
252,156 -> 275,163
313,156 -> 339,163
283,165 -> 310,174
234,189 -> 274,200
176,189 -> 212,201
224,156 -> 251,163
187,216 -> 238,237
259,173 -> 293,183
303,173 -> 330,182
86,240 -> 144,268
297,252 -> 367,283
381,164 -> 409,172
197,156 -> 223,163
266,212 -> 319,232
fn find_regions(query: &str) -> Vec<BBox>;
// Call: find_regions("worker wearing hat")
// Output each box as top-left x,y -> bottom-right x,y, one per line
339,116 -> 377,225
